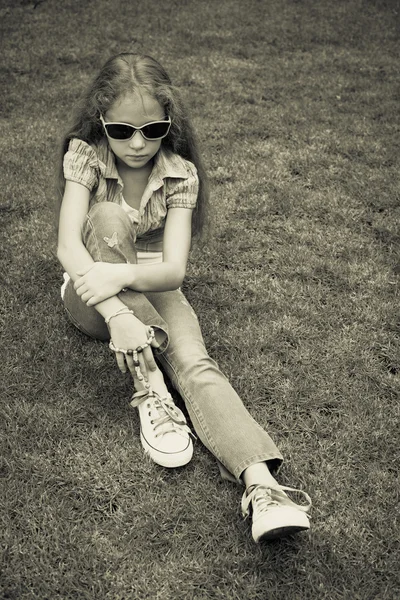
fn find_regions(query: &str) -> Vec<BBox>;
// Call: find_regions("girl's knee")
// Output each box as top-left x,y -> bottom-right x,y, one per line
88,202 -> 131,228
83,202 -> 135,248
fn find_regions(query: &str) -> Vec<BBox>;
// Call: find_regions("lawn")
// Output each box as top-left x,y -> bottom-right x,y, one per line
1,0 -> 399,598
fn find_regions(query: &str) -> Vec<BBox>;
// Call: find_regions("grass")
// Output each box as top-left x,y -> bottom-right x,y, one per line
1,0 -> 399,598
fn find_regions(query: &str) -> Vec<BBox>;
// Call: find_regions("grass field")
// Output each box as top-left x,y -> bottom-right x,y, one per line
1,0 -> 399,598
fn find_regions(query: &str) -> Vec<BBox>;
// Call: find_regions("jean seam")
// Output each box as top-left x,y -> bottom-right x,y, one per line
159,350 -> 284,481
84,214 -> 103,261
158,353 -> 226,466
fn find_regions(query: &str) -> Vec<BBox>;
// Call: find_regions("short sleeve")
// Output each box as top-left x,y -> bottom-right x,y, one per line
63,139 -> 99,191
166,161 -> 199,209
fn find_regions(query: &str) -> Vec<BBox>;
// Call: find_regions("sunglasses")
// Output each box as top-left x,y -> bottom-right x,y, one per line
100,115 -> 171,141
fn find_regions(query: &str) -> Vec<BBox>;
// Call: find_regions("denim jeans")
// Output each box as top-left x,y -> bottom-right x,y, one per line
63,202 -> 283,481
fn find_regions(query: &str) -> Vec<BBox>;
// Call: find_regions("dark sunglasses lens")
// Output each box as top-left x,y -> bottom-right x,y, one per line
105,123 -> 134,140
141,121 -> 170,139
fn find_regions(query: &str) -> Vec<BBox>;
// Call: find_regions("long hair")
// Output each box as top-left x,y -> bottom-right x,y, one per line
56,53 -> 209,239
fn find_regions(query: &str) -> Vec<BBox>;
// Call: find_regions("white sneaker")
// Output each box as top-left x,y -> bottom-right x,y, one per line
241,484 -> 311,542
131,390 -> 194,468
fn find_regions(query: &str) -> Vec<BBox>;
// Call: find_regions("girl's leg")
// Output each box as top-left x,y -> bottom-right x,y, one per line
62,202 -> 193,467
147,289 -> 311,541
145,288 -> 283,481
63,201 -> 169,346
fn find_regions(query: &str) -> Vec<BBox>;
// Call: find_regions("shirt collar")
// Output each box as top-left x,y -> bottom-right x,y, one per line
152,147 -> 190,182
96,139 -> 190,185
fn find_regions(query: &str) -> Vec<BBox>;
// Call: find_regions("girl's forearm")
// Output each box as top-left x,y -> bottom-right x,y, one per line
57,241 -> 95,283
124,262 -> 185,292
57,244 -> 127,317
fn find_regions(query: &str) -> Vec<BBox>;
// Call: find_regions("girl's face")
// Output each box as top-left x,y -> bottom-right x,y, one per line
104,92 -> 165,170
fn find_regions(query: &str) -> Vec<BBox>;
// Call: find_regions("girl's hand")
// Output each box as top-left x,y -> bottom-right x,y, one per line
108,313 -> 159,379
75,262 -> 129,306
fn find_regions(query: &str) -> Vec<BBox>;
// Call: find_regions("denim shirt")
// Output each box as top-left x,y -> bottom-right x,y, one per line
63,138 -> 199,251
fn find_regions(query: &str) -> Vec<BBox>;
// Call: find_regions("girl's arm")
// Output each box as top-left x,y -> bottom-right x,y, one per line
124,206 -> 193,291
76,207 -> 193,304
57,180 -> 129,319
58,180 -> 159,375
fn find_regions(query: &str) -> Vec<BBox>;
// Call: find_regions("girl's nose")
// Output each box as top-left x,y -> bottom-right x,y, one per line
129,131 -> 146,150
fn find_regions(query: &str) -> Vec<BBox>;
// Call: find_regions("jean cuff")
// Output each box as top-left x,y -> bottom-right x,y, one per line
152,326 -> 169,353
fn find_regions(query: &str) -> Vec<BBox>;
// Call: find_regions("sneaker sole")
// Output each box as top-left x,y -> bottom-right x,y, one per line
257,523 -> 310,542
253,508 -> 310,542
140,431 -> 193,468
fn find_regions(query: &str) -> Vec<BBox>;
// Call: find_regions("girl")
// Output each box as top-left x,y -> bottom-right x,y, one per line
56,52 -> 311,543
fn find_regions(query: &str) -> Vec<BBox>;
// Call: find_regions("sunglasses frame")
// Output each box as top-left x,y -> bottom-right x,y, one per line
100,115 -> 171,141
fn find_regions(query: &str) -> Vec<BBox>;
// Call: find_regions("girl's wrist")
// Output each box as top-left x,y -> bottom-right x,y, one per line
110,264 -> 134,293
105,307 -> 135,326
93,296 -> 127,318
122,263 -> 136,289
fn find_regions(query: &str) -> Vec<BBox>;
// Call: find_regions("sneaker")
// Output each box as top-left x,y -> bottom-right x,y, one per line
131,390 -> 194,468
241,484 -> 311,542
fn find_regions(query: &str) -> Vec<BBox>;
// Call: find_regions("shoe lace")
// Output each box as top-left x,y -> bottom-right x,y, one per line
131,389 -> 194,439
242,485 -> 278,518
241,484 -> 311,519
